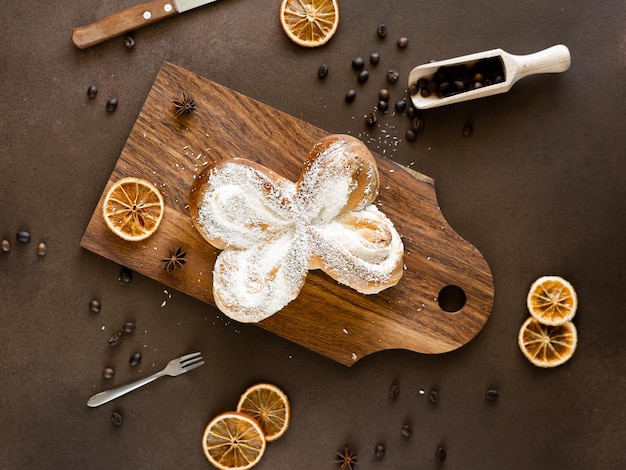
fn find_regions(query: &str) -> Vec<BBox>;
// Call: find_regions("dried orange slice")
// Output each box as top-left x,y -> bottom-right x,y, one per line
527,276 -> 578,325
202,411 -> 266,470
102,177 -> 164,241
518,317 -> 577,368
280,0 -> 339,48
237,383 -> 290,442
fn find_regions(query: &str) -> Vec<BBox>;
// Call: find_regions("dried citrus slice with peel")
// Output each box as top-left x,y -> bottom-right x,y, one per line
102,177 -> 164,241
518,317 -> 577,368
237,383 -> 290,442
527,275 -> 578,325
280,0 -> 339,48
202,411 -> 266,470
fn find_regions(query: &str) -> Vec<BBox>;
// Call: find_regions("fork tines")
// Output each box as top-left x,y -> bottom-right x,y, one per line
180,352 -> 204,370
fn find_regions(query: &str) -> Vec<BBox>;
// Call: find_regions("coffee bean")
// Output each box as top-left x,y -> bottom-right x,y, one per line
16,231 -> 30,243
377,24 -> 388,38
111,411 -> 123,427
122,321 -> 136,334
119,267 -> 132,283
486,388 -> 499,401
108,331 -> 123,347
318,63 -> 329,79
365,112 -> 377,127
124,36 -> 135,49
397,37 -> 409,48
379,89 -> 390,101
1,239 -> 10,252
345,89 -> 356,103
89,299 -> 101,313
406,104 -> 418,119
87,85 -> 98,99
129,352 -> 142,367
389,383 -> 399,401
438,81 -> 451,93
416,78 -> 428,89
370,52 -> 380,65
436,447 -> 447,463
401,423 -> 413,438
424,57 -> 505,99
411,116 -> 424,133
395,99 -> 406,113
405,129 -> 416,141
463,122 -> 473,137
106,98 -> 118,113
409,84 -> 419,96
428,389 -> 439,404
378,100 -> 388,113
357,70 -> 369,84
352,56 -> 365,70
374,443 -> 386,459
386,69 -> 399,83
37,242 -> 47,256
103,367 -> 115,379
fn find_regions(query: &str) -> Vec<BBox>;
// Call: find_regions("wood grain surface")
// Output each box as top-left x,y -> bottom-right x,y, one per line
80,62 -> 494,366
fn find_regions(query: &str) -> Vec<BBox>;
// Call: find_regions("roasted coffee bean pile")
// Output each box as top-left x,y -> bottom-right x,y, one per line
316,25 -> 423,148
411,56 -> 505,99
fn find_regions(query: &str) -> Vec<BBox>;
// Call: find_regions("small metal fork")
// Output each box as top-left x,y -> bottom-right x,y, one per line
87,352 -> 204,407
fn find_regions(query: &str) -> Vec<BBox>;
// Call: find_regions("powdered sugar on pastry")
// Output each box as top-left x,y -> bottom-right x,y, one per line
189,134 -> 404,323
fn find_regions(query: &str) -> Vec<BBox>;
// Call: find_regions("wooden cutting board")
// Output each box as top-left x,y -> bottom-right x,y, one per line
81,62 -> 494,366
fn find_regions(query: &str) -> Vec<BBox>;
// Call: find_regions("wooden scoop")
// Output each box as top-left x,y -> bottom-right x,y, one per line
408,44 -> 571,109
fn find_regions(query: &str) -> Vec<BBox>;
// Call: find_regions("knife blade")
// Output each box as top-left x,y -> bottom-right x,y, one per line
72,0 -> 220,49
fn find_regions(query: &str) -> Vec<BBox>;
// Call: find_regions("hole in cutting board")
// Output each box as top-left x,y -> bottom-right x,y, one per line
437,285 -> 466,313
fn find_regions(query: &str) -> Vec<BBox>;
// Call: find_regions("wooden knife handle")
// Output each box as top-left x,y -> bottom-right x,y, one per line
72,0 -> 178,49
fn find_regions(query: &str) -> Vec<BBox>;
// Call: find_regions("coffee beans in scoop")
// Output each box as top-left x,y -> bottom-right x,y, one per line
410,56 -> 505,99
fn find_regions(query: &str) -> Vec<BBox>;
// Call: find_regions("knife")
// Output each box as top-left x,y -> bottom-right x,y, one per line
72,0 -> 220,49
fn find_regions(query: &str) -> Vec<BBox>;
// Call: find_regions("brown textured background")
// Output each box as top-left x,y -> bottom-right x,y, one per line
1,1 -> 624,469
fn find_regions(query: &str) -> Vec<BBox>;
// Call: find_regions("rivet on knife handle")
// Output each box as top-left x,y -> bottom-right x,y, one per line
72,0 -> 179,49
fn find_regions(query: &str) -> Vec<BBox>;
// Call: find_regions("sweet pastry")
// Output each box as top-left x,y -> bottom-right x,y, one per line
189,134 -> 404,323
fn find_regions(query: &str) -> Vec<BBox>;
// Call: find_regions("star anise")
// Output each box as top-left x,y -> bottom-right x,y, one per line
335,446 -> 358,470
172,91 -> 196,117
161,246 -> 187,272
